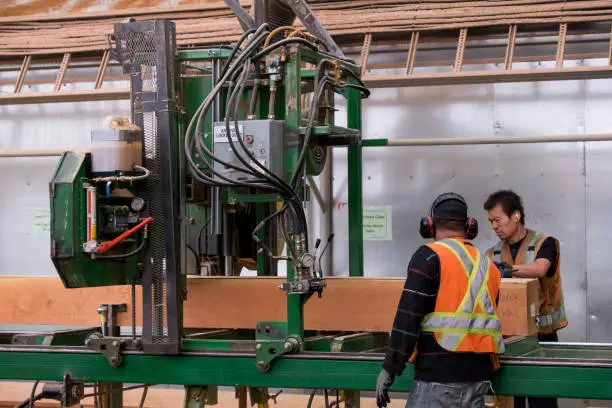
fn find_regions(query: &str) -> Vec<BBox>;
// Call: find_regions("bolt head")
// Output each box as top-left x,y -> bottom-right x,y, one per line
256,344 -> 262,350
112,341 -> 119,347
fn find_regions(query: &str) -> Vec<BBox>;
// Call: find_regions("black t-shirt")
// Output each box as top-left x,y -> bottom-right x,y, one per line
508,236 -> 558,278
383,244 -> 494,383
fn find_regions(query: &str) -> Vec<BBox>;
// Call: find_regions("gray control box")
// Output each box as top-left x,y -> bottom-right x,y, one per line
213,120 -> 285,182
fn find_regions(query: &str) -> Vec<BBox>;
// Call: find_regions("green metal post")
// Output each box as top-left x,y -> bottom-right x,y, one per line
346,82 -> 364,277
284,47 -> 305,337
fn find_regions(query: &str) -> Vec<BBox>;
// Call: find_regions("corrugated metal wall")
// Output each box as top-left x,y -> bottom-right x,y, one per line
2,54 -> 612,408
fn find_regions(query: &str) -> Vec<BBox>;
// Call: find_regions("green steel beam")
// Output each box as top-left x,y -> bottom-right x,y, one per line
346,81 -> 364,277
178,48 -> 233,61
1,349 -> 612,399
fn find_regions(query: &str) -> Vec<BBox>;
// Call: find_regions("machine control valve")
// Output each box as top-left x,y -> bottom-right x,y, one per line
280,278 -> 327,296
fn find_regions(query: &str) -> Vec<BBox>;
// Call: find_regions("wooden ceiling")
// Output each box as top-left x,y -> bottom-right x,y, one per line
1,1 -> 612,56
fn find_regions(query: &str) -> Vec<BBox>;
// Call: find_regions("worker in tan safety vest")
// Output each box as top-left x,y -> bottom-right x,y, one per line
484,190 -> 567,408
376,193 -> 504,408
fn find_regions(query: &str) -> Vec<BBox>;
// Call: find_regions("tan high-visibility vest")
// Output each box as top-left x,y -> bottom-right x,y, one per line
487,229 -> 567,334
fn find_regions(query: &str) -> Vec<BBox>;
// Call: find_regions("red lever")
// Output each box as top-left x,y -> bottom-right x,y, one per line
97,217 -> 153,254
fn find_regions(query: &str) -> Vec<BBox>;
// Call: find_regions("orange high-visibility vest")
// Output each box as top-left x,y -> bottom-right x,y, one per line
420,238 -> 505,354
487,229 -> 567,335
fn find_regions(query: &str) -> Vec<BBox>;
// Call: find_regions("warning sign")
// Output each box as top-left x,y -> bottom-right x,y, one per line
363,206 -> 392,241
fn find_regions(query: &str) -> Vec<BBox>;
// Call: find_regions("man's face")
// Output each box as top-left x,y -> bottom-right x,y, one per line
487,204 -> 519,241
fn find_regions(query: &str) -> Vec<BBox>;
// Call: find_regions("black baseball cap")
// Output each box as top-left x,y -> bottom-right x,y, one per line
432,193 -> 468,222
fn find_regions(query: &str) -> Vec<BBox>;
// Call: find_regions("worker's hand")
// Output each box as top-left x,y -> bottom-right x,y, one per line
376,369 -> 394,407
494,261 -> 516,278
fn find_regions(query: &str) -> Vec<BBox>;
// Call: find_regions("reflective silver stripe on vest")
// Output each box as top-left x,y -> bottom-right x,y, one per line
423,315 -> 501,331
538,305 -> 567,329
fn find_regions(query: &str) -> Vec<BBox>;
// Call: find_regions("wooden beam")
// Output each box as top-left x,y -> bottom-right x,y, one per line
13,55 -> 31,93
95,49 -> 110,90
0,276 -> 402,332
53,53 -> 72,92
363,65 -> 612,88
0,88 -> 130,105
405,31 -> 420,75
504,24 -> 517,70
454,28 -> 468,72
360,33 -> 372,78
556,23 -> 568,69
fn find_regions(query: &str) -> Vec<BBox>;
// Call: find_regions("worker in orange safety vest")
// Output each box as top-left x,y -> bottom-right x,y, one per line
484,190 -> 567,408
376,193 -> 504,408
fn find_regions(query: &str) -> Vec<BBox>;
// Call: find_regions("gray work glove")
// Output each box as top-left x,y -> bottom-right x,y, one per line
376,369 -> 395,408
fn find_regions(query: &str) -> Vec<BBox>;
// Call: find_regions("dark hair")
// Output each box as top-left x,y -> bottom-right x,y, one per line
435,219 -> 466,233
483,190 -> 525,225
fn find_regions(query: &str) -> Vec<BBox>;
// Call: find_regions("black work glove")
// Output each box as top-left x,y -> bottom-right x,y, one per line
376,369 -> 395,408
494,261 -> 516,278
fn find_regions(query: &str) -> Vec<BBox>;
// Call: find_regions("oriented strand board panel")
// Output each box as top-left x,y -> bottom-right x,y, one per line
0,276 -> 403,332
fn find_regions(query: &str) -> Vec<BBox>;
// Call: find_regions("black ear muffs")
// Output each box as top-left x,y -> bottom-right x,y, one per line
418,193 -> 479,240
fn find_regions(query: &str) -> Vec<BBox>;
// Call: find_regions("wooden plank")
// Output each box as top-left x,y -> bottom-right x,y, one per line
54,52 -> 71,92
0,88 -> 130,105
556,23 -> 568,68
504,24 -> 517,70
360,33 -> 372,78
454,28 -> 468,72
363,65 -> 612,88
405,31 -> 420,75
13,55 -> 31,93
0,276 -> 401,332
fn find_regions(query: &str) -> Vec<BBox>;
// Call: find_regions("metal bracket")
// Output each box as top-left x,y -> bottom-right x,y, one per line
97,303 -> 127,337
223,0 -> 255,31
250,387 -> 282,406
85,333 -> 126,368
284,0 -> 345,58
184,385 -> 218,408
281,278 -> 326,296
254,322 -> 302,372
37,374 -> 85,407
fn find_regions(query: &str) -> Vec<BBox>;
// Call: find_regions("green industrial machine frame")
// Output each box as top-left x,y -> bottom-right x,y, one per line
3,32 -> 612,407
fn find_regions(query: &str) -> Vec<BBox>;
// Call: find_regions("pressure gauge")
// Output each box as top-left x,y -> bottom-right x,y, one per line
130,197 -> 146,212
299,253 -> 316,268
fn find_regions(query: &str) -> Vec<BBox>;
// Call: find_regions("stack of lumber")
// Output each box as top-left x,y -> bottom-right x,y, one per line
1,1 -> 612,56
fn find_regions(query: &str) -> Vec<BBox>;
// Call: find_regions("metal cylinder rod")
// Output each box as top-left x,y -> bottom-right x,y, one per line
0,148 -> 90,158
363,133 -> 612,147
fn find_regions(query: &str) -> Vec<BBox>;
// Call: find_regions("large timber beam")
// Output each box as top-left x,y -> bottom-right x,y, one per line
0,276 -> 401,332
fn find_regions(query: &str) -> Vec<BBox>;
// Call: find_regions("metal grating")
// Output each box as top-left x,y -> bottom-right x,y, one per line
113,20 -> 181,354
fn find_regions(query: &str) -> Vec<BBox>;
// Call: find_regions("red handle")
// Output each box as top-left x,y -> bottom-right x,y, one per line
97,217 -> 153,254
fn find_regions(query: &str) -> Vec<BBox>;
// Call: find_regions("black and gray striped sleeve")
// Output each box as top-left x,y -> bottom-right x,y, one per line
383,245 -> 440,377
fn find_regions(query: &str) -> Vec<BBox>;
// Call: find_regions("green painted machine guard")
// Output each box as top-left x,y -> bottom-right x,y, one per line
49,151 -> 139,288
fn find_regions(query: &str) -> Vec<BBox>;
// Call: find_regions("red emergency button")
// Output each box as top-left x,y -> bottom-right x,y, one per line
245,136 -> 253,144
